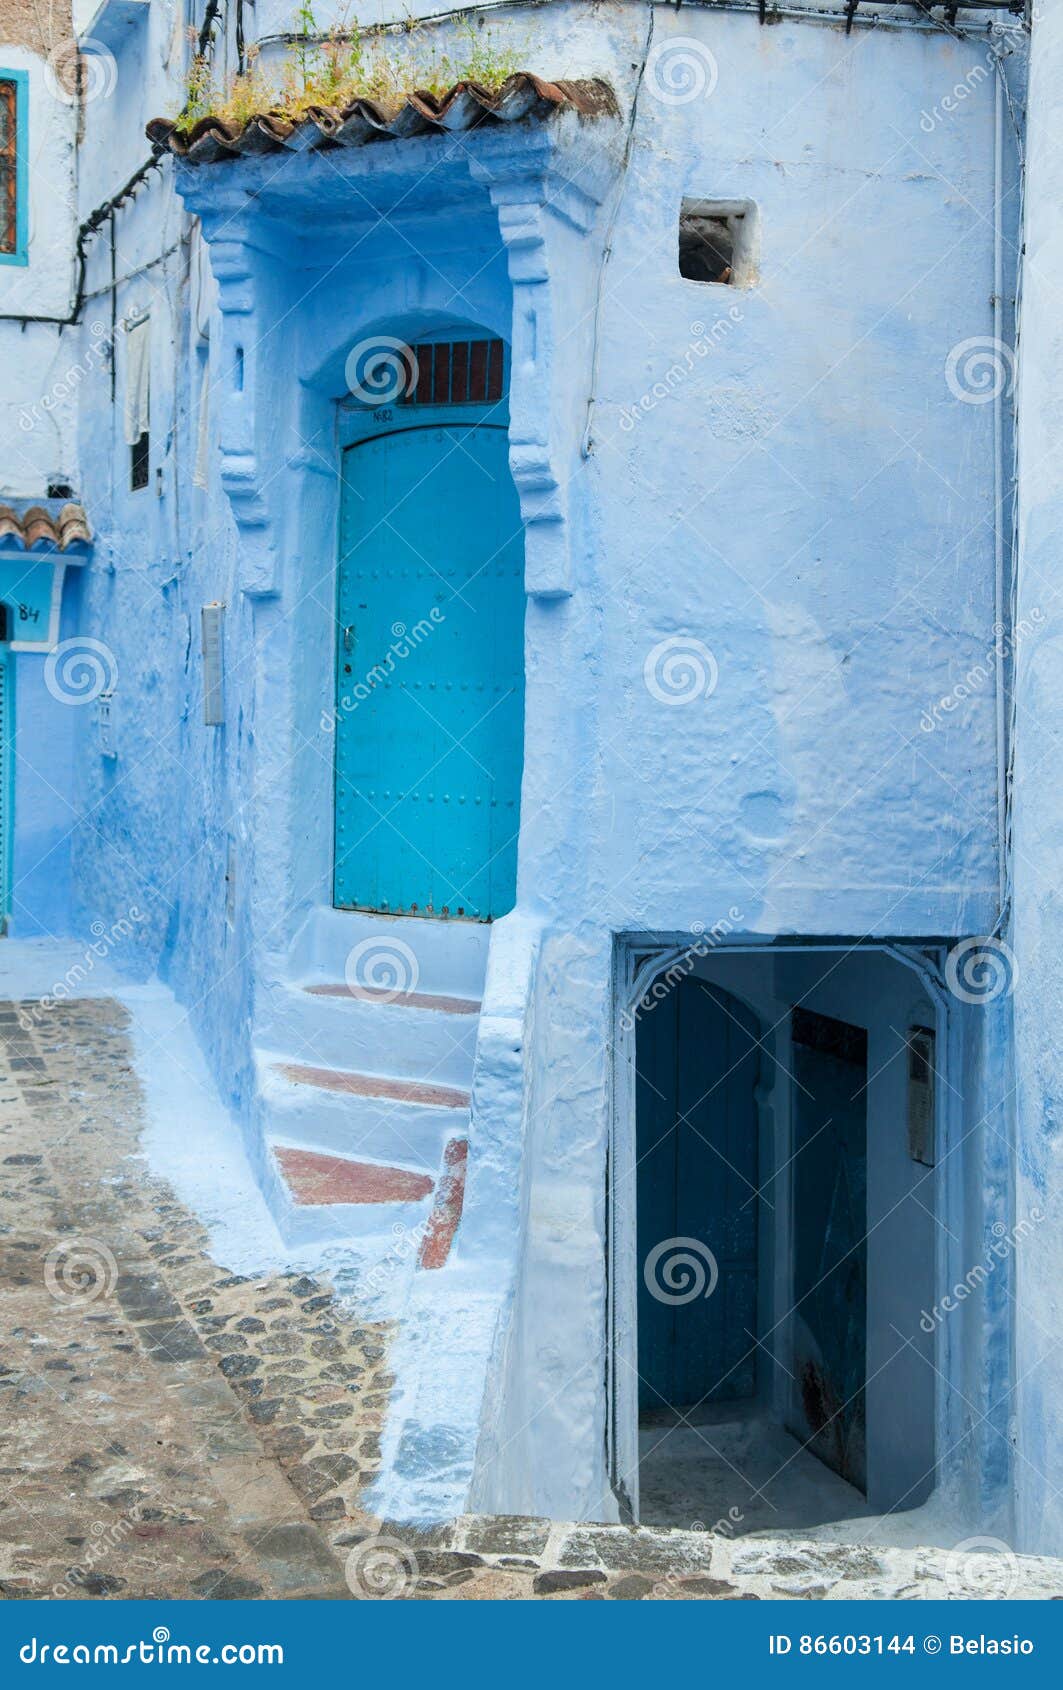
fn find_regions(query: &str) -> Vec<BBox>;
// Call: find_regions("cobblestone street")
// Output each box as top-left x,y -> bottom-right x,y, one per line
1,995 -> 1060,1603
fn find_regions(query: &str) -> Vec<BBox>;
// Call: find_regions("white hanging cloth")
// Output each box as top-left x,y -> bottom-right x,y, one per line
193,358 -> 210,490
124,316 -> 151,446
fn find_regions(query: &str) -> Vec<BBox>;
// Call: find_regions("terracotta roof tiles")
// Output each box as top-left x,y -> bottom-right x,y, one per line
147,74 -> 619,166
0,503 -> 92,552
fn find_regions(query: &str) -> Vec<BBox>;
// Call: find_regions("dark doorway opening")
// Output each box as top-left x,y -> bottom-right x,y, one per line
627,946 -> 936,1535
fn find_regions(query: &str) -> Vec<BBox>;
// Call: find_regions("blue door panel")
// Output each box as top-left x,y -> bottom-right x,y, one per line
334,424 -> 524,919
789,1008 -> 868,1493
636,979 -> 761,1413
0,645 -> 10,927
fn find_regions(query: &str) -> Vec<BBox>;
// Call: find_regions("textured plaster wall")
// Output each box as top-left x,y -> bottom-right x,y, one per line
1012,0 -> 1063,1559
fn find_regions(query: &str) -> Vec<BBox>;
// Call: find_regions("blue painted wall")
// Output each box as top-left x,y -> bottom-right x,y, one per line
49,0 -> 1031,1536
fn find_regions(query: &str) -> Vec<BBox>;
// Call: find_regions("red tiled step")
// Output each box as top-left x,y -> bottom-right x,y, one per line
418,1137 -> 468,1270
275,1146 -> 434,1207
305,983 -> 480,1016
275,1063 -> 470,1110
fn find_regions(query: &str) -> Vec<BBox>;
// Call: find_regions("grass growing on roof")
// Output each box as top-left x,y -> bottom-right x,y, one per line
176,7 -> 527,134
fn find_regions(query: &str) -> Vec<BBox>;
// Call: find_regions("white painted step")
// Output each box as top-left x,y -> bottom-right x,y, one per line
255,978 -> 479,1087
254,1048 -> 467,1168
289,906 -> 490,1001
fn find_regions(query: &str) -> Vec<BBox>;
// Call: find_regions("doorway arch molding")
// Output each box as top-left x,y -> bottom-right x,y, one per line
175,117 -> 623,602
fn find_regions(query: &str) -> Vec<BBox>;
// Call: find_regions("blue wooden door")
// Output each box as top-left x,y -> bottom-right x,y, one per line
0,640 -> 10,930
789,1008 -> 868,1492
334,424 -> 524,919
636,979 -> 761,1413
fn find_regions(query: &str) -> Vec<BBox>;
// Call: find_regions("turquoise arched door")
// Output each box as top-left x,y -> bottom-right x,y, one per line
0,632 -> 11,930
333,405 -> 525,921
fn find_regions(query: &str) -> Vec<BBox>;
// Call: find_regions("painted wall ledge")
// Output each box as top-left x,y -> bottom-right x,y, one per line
169,116 -> 624,600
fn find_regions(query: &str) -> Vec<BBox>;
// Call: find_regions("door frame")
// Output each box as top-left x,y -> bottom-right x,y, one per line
608,937 -> 955,1524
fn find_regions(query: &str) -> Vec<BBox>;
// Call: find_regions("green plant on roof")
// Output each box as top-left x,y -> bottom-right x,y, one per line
174,7 -> 526,134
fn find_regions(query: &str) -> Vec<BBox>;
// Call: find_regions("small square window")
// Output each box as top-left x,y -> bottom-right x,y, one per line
131,431 -> 149,491
679,198 -> 757,287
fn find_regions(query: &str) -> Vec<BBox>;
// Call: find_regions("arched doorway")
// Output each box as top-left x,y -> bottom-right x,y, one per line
332,333 -> 525,921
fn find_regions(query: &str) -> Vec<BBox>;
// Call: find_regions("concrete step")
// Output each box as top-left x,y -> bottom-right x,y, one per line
263,1136 -> 468,1262
261,1140 -> 436,1252
255,978 -> 478,1086
277,1061 -> 469,1111
289,905 -> 491,1001
254,1049 -> 466,1168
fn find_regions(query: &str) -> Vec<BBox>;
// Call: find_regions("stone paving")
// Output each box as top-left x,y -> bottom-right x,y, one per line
0,994 -> 1061,1603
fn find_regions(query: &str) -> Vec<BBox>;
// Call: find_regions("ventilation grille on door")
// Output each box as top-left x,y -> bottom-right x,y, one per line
402,339 -> 504,407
